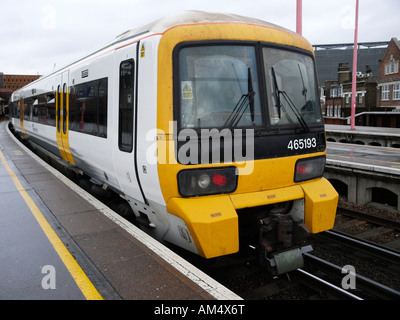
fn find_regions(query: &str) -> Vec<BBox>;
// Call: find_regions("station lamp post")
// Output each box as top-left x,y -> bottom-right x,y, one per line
350,0 -> 359,130
296,0 -> 302,35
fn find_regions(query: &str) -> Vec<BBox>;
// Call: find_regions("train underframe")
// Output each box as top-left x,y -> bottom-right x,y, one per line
238,200 -> 313,275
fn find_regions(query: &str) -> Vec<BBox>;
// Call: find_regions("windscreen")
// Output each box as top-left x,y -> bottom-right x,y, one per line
176,43 -> 323,132
177,45 -> 262,129
263,47 -> 322,128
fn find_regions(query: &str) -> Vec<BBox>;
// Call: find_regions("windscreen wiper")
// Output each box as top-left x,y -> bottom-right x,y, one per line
271,67 -> 282,119
298,64 -> 308,104
224,68 -> 255,128
270,67 -> 310,133
281,91 -> 311,133
248,68 -> 255,124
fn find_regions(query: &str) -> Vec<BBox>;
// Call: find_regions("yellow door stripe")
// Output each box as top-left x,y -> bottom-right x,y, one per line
19,98 -> 27,137
0,149 -> 102,300
63,87 -> 75,164
56,85 -> 75,164
56,86 -> 67,160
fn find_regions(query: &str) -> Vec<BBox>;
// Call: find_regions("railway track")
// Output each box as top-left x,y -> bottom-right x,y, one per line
214,221 -> 400,300
303,249 -> 400,300
236,228 -> 400,300
307,229 -> 400,299
211,204 -> 400,300
335,204 -> 400,251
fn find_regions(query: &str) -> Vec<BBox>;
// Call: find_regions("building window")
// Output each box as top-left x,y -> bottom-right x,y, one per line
327,105 -> 334,117
382,85 -> 390,101
385,57 -> 399,75
338,86 -> 343,98
394,84 -> 400,100
333,105 -> 342,118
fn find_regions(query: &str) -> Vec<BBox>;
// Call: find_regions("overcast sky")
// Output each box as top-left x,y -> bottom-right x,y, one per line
1,0 -> 399,75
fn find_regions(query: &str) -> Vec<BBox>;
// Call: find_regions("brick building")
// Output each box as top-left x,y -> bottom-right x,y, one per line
373,37 -> 400,127
324,63 -> 377,125
377,38 -> 400,109
0,73 -> 41,104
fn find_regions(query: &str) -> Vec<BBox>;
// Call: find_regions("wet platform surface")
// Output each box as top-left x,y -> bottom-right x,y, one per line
327,142 -> 400,173
0,153 -> 88,299
325,124 -> 400,136
0,121 -> 239,300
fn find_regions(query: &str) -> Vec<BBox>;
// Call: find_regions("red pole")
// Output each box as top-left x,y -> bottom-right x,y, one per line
296,0 -> 302,35
350,0 -> 359,130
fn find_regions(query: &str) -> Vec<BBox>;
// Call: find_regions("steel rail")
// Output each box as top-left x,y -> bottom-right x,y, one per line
294,268 -> 363,300
337,206 -> 400,231
321,230 -> 400,264
304,253 -> 400,300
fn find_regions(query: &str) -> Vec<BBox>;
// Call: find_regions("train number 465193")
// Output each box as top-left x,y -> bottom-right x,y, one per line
287,138 -> 317,150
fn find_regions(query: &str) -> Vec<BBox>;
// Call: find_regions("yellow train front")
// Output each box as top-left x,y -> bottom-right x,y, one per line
156,12 -> 338,275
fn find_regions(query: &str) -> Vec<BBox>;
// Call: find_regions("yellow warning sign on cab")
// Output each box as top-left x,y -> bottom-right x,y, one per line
182,81 -> 193,99
140,44 -> 145,58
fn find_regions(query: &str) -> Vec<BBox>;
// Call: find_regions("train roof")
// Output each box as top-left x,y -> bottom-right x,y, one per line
12,11 -> 298,98
115,10 -> 295,42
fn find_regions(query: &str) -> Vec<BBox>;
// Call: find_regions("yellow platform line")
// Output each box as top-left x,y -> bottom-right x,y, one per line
0,148 -> 103,300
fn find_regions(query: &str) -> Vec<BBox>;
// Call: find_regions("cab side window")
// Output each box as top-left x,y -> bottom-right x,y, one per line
119,59 -> 135,152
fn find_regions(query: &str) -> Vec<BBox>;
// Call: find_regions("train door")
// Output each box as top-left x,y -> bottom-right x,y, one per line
55,70 -> 75,164
19,97 -> 27,137
113,45 -> 145,203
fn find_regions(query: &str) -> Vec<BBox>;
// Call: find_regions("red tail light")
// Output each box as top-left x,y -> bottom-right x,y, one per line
212,174 -> 228,186
296,164 -> 307,175
294,156 -> 325,182
177,167 -> 238,197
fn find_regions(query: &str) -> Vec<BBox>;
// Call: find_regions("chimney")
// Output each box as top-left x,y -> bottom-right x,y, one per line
338,63 -> 351,83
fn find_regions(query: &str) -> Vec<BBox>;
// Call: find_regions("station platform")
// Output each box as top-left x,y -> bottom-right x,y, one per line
327,142 -> 400,175
325,124 -> 400,148
325,124 -> 400,136
0,121 -> 240,300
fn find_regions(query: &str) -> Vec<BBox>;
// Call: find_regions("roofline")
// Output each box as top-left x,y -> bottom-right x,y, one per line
313,41 -> 390,50
13,11 -> 301,95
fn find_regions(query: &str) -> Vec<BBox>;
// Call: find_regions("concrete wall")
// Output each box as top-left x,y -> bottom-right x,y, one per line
324,161 -> 400,212
326,130 -> 400,147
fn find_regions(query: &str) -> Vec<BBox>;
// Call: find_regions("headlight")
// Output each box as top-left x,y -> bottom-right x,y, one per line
294,156 -> 325,182
198,174 -> 211,189
178,167 -> 238,197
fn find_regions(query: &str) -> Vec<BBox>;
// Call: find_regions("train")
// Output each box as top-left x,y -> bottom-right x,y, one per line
9,11 -> 338,275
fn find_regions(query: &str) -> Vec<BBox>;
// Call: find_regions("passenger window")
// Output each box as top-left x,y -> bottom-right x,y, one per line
119,59 -> 134,152
69,77 -> 108,137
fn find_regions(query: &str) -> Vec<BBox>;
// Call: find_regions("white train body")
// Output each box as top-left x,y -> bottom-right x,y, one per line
10,11 -> 338,271
11,18 -> 177,247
